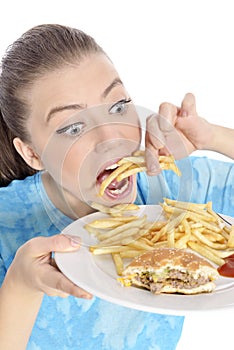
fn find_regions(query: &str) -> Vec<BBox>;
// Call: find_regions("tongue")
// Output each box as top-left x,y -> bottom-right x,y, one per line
97,170 -> 127,190
107,178 -> 127,190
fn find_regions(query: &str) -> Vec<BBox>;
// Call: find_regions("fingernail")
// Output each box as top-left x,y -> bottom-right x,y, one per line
84,294 -> 93,299
78,292 -> 93,299
66,234 -> 81,247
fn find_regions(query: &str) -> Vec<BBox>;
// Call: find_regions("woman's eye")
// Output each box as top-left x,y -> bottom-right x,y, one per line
109,99 -> 132,115
56,122 -> 85,136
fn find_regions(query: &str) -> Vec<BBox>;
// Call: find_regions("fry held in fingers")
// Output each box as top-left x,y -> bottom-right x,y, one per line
91,202 -> 139,217
98,151 -> 181,196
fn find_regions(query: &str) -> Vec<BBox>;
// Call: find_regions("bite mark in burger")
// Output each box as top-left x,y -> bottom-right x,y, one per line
118,248 -> 219,294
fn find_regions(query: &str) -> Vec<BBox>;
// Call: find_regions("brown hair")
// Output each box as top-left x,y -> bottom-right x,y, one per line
0,24 -> 104,186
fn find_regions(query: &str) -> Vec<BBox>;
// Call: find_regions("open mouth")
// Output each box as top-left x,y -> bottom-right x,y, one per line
96,161 -> 132,199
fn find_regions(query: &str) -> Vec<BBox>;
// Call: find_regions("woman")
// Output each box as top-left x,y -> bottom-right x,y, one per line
0,24 -> 233,350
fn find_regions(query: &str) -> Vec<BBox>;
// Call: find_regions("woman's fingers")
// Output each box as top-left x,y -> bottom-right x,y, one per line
39,263 -> 92,299
180,93 -> 197,116
25,234 -> 81,257
145,103 -> 178,175
146,103 -> 179,151
158,102 -> 178,131
16,235 -> 93,299
144,93 -> 202,175
144,147 -> 161,175
146,114 -> 165,149
145,114 -> 165,175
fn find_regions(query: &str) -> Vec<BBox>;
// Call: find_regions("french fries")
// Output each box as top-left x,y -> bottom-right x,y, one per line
86,198 -> 234,276
98,151 -> 181,196
90,202 -> 139,217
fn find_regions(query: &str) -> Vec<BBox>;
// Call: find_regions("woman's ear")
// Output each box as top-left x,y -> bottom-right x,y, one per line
13,137 -> 44,170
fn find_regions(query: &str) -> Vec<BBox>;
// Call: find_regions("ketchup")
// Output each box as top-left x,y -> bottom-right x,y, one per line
217,254 -> 234,277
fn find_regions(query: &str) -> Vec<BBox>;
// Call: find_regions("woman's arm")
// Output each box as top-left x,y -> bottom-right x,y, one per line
213,125 -> 234,158
193,123 -> 234,159
175,94 -> 234,159
0,270 -> 43,350
0,234 -> 92,350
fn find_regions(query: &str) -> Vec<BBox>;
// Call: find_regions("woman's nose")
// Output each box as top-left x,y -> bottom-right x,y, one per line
98,122 -> 123,139
94,125 -> 124,153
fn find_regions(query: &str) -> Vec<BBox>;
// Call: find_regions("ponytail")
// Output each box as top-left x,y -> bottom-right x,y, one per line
0,109 -> 36,187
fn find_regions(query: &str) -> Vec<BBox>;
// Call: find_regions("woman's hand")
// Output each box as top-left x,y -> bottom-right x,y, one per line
145,93 -> 213,175
0,234 -> 92,350
7,234 -> 92,299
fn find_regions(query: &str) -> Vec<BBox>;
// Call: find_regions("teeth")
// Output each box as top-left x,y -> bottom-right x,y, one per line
109,181 -> 129,195
105,163 -> 119,170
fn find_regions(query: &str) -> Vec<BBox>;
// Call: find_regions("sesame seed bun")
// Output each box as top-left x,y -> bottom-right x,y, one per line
120,247 -> 219,294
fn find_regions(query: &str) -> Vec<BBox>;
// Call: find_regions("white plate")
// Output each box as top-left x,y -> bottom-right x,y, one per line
54,205 -> 234,316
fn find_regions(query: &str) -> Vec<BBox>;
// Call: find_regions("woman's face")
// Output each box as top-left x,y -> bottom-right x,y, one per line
25,53 -> 141,215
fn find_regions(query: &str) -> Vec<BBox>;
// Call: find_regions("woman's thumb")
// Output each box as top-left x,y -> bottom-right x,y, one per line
54,234 -> 81,252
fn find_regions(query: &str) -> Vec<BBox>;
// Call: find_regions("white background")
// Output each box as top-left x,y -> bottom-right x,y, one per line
1,1 -> 233,348
1,0 -> 233,162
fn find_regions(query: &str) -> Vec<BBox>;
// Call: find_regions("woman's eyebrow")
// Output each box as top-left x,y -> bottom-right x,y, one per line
46,78 -> 123,123
46,103 -> 85,123
101,78 -> 123,99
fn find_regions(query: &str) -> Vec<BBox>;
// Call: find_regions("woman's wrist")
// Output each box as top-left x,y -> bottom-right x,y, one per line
0,268 -> 43,350
199,122 -> 217,151
2,262 -> 44,299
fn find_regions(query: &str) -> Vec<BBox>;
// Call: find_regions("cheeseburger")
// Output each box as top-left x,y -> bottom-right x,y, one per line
118,247 -> 219,294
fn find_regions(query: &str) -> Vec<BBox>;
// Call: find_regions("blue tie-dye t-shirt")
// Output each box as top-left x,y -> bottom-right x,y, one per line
0,156 -> 233,350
